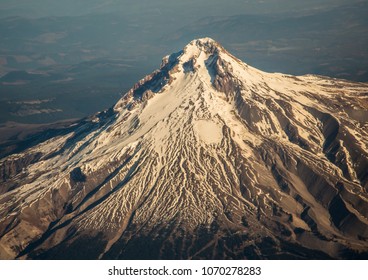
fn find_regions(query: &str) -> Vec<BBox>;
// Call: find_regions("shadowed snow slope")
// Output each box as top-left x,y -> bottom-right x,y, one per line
1,38 -> 368,259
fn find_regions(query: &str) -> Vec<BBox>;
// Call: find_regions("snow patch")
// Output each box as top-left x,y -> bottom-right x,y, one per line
194,120 -> 222,145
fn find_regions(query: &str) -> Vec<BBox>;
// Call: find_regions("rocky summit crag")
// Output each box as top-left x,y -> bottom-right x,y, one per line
1,38 -> 368,259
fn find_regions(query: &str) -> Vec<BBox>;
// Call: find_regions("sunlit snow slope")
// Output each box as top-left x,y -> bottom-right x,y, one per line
1,38 -> 368,259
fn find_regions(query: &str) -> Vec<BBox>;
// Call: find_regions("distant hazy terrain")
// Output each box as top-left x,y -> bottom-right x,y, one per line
0,0 -> 367,124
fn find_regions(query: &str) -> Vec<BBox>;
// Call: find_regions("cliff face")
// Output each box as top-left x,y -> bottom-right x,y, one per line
1,38 -> 368,259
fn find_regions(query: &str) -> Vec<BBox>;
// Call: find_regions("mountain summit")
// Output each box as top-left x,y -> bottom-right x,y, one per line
1,38 -> 368,259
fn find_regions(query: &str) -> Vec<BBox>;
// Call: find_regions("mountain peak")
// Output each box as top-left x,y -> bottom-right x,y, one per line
187,37 -> 219,49
191,37 -> 217,44
113,37 -> 252,111
182,37 -> 225,58
1,38 -> 367,260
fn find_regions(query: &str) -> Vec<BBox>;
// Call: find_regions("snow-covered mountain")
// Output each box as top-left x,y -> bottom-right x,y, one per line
1,38 -> 368,259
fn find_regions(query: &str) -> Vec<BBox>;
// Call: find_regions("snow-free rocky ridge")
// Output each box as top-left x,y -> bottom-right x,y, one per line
1,38 -> 368,259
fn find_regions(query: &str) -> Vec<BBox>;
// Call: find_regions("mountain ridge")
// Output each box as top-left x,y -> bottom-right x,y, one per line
0,38 -> 368,259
